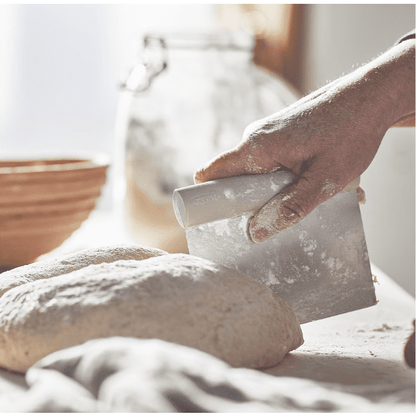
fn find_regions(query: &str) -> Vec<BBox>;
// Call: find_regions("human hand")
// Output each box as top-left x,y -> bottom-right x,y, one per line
195,40 -> 415,243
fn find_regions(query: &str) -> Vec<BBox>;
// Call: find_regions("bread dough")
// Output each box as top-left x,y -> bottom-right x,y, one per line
0,244 -> 167,297
0,253 -> 303,373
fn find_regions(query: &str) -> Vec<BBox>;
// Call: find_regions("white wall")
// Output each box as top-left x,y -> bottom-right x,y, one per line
302,4 -> 415,295
0,4 -> 218,210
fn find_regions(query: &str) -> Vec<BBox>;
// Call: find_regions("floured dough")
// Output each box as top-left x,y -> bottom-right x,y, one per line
0,244 -> 167,297
0,253 -> 303,373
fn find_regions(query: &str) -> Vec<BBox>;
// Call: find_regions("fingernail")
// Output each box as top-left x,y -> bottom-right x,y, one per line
193,170 -> 204,184
249,220 -> 271,243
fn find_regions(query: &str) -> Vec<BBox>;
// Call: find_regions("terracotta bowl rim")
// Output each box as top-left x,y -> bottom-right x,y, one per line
0,152 -> 109,175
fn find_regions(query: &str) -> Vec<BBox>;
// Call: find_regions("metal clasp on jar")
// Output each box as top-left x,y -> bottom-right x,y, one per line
119,35 -> 168,93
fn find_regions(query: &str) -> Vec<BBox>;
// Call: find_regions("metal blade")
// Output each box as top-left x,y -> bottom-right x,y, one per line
185,190 -> 376,324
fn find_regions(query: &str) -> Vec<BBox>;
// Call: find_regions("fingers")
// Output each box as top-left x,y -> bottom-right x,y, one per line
340,177 -> 366,204
194,145 -> 275,184
194,150 -> 245,184
356,186 -> 366,204
249,175 -> 343,243
248,185 -> 304,243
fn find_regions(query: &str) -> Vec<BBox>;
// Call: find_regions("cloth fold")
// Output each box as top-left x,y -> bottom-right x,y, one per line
0,336 -> 413,413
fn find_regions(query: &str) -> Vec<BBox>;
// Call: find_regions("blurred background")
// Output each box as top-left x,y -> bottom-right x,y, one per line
0,4 -> 414,295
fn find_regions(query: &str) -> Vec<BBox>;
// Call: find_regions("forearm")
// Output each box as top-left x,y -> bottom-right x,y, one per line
361,38 -> 415,127
286,39 -> 415,136
310,38 -> 415,153
390,38 -> 415,127
390,37 -> 415,127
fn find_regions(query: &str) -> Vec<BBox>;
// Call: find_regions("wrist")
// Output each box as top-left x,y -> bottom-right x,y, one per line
360,39 -> 415,126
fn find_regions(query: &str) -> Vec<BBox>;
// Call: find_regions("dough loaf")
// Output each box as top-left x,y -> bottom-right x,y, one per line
0,244 -> 167,297
0,253 -> 303,373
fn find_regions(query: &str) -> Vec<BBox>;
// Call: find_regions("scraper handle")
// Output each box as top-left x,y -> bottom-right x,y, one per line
173,171 -> 294,229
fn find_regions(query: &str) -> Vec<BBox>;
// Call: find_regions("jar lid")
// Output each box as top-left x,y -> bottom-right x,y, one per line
143,30 -> 255,51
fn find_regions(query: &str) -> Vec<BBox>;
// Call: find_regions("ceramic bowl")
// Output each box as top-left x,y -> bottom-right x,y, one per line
0,155 -> 109,268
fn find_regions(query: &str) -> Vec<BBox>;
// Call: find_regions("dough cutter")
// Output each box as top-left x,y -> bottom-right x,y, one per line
173,172 -> 377,324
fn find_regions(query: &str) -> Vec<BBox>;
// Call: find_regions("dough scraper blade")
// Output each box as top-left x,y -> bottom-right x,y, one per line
173,172 -> 377,324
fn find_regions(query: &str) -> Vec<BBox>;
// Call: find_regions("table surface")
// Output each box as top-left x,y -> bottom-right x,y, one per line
0,209 -> 414,408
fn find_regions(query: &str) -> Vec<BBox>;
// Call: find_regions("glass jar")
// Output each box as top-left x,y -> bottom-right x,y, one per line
114,31 -> 299,253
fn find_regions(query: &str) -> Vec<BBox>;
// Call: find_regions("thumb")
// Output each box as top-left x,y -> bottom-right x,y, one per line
249,175 -> 343,243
